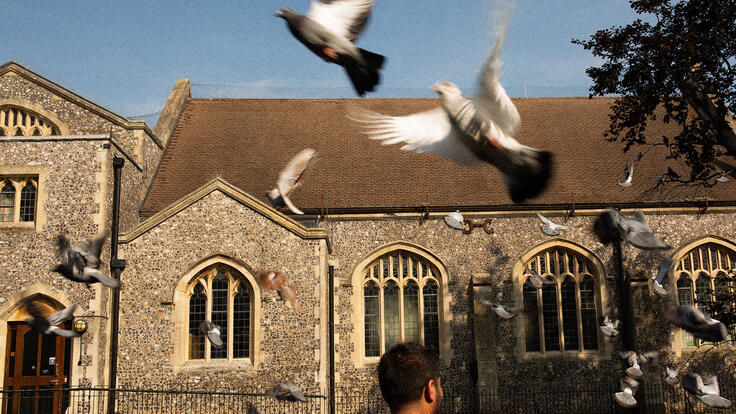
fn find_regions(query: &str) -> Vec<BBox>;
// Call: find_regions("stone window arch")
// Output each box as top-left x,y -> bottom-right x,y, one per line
173,256 -> 261,370
514,240 -> 608,357
0,105 -> 61,136
671,237 -> 736,349
0,177 -> 37,224
352,243 -> 451,366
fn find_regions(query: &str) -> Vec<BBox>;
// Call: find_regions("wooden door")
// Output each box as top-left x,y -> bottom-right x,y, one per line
3,322 -> 71,414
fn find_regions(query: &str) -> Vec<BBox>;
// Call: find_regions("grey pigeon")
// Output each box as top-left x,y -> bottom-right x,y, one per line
444,210 -> 465,231
716,170 -> 731,183
600,316 -> 620,338
268,148 -> 317,215
666,305 -> 728,343
665,366 -> 679,386
53,234 -> 120,289
275,1 -> 384,96
615,379 -> 638,408
651,256 -> 674,296
618,162 -> 634,187
527,267 -> 554,289
479,299 -> 518,319
619,351 -> 643,379
593,209 -> 671,250
266,382 -> 308,402
682,373 -> 732,409
199,321 -> 224,349
352,2 -> 553,203
536,212 -> 570,236
23,299 -> 79,338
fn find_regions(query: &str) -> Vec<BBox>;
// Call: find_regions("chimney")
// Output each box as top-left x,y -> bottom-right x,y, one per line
154,78 -> 191,146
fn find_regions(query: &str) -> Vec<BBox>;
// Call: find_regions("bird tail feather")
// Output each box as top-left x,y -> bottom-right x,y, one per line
345,49 -> 384,96
500,148 -> 553,203
95,274 -> 121,289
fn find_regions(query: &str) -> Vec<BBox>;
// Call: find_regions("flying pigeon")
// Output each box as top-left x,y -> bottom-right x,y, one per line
593,209 -> 671,250
479,299 -> 518,319
444,210 -> 465,231
268,148 -> 317,215
619,351 -> 643,379
526,267 -> 554,289
651,256 -> 674,296
535,212 -> 570,236
259,270 -> 287,291
682,373 -> 732,409
248,403 -> 264,414
618,162 -> 634,187
716,170 -> 731,183
275,1 -> 385,96
22,299 -> 79,338
266,382 -> 308,402
53,234 -> 120,289
666,305 -> 728,343
665,367 -> 679,386
351,3 -> 553,203
199,321 -> 223,349
613,378 -> 639,408
278,284 -> 303,311
600,316 -> 620,338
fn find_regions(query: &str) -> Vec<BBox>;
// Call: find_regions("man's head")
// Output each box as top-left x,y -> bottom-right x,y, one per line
378,343 -> 443,413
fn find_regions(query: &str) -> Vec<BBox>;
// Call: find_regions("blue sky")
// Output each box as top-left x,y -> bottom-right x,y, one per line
3,1 -> 641,126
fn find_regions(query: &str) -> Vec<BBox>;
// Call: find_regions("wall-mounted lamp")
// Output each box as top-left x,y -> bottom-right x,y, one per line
73,319 -> 88,366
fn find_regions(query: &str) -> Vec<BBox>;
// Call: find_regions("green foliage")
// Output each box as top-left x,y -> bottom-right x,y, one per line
573,0 -> 736,185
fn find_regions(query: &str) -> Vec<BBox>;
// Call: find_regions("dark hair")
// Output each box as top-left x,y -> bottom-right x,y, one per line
378,342 -> 440,411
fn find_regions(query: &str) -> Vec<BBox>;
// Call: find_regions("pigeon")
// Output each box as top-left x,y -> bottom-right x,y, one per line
351,3 -> 553,204
593,209 -> 671,250
682,373 -> 732,409
651,256 -> 674,296
53,234 -> 120,289
278,284 -> 303,311
665,366 -> 679,386
259,270 -> 287,291
535,212 -> 570,236
716,170 -> 731,183
618,162 -> 634,187
266,382 -> 308,402
199,321 -> 223,349
248,403 -> 264,414
600,316 -> 620,337
619,351 -> 643,379
268,148 -> 317,215
275,1 -> 384,96
527,267 -> 554,289
22,299 -> 79,338
614,379 -> 638,408
666,305 -> 728,343
444,210 -> 465,231
479,299 -> 519,319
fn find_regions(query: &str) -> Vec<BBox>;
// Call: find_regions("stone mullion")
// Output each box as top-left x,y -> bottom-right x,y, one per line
537,282 -> 545,353
418,266 -> 426,347
397,255 -> 405,344
228,278 -> 234,361
205,274 -> 212,361
378,259 -> 385,355
575,277 -> 584,351
13,179 -> 21,223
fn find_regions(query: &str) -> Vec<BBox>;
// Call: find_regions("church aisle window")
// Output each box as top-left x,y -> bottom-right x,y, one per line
0,177 -> 37,224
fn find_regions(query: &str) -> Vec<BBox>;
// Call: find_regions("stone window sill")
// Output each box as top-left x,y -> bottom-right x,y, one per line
0,222 -> 35,231
181,359 -> 254,371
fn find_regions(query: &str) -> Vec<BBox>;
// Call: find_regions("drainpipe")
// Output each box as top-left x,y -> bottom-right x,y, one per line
328,265 -> 335,414
107,156 -> 126,414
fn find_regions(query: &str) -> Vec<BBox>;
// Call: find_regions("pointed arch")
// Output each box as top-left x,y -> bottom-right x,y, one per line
351,242 -> 452,367
0,100 -> 69,136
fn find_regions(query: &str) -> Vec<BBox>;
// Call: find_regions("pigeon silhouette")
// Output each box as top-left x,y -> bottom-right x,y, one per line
526,267 -> 554,289
665,366 -> 679,386
278,285 -> 303,311
444,210 -> 465,231
536,212 -> 570,236
266,382 -> 308,402
666,305 -> 728,343
618,162 -> 634,187
651,256 -> 674,296
593,209 -> 671,250
682,373 -> 732,409
600,316 -> 620,337
276,1 -> 384,96
268,148 -> 317,215
352,1 -> 552,203
23,299 -> 79,338
54,234 -> 120,289
199,321 -> 223,349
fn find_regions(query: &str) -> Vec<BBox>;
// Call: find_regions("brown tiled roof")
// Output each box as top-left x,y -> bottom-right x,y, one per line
140,97 -> 736,216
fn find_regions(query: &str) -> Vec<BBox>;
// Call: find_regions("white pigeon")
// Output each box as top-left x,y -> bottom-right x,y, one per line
600,316 -> 620,337
619,351 -> 643,379
716,170 -> 731,183
665,366 -> 679,386
444,210 -> 465,230
618,162 -> 634,187
651,256 -> 673,296
535,212 -> 570,236
527,267 -> 554,289
351,2 -> 553,204
614,383 -> 638,408
489,301 -> 518,319
199,321 -> 224,349
23,299 -> 79,338
682,373 -> 732,409
268,148 -> 317,215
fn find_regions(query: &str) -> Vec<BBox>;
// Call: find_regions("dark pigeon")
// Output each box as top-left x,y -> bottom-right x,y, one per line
23,298 -> 79,338
266,382 -> 308,402
593,209 -> 671,250
275,1 -> 385,96
666,305 -> 728,343
54,234 -> 119,289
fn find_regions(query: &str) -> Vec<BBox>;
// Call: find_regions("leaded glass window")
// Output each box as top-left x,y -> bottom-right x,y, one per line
187,264 -> 252,361
362,250 -> 442,357
521,248 -> 601,353
0,178 -> 38,224
0,182 -> 13,222
19,182 -> 36,222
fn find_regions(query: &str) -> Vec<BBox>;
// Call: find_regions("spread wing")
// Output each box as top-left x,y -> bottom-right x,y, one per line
46,304 -> 76,326
307,0 -> 375,41
351,107 -> 482,166
473,0 -> 520,137
77,235 -> 106,269
277,148 -> 317,198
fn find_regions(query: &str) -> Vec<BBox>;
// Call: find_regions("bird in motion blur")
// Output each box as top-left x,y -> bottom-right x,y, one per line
276,0 -> 385,96
352,0 -> 552,203
268,148 -> 317,215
